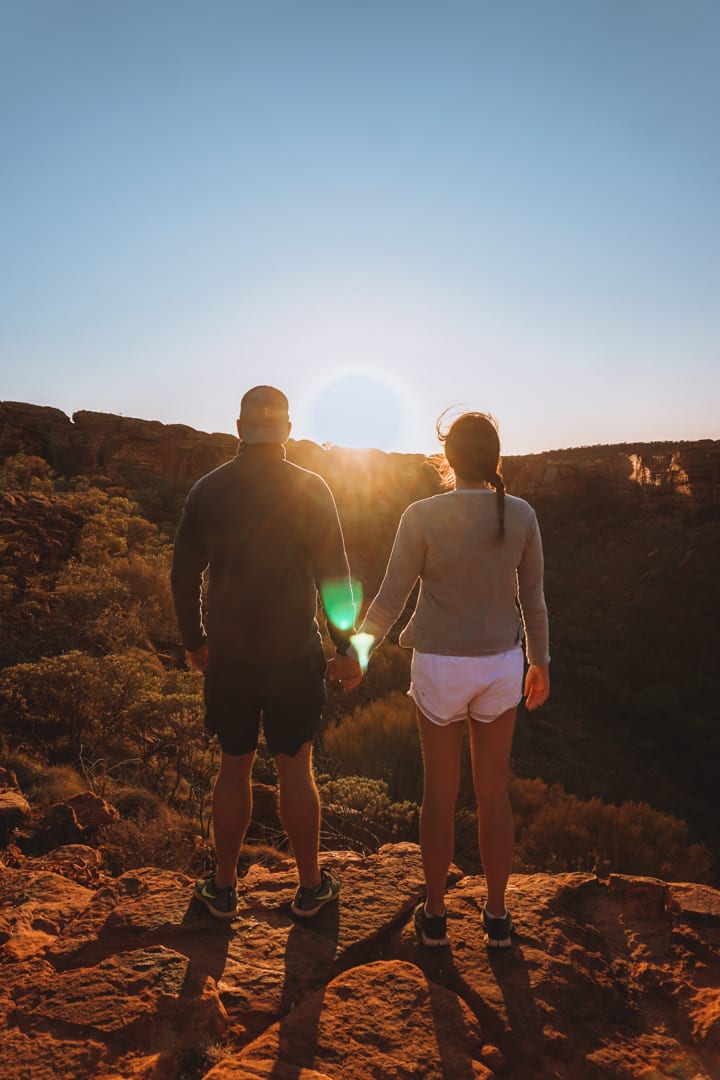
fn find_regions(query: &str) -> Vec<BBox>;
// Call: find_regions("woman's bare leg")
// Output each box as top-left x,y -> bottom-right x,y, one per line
416,708 -> 464,916
468,707 -> 517,915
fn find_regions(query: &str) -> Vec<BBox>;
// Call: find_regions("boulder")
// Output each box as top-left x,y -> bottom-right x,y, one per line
64,791 -> 120,831
0,789 -> 31,833
206,960 -> 492,1080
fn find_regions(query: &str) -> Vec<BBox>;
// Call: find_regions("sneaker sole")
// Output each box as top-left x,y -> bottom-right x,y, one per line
194,890 -> 238,922
290,889 -> 340,918
484,916 -> 514,948
485,934 -> 513,948
415,924 -> 450,947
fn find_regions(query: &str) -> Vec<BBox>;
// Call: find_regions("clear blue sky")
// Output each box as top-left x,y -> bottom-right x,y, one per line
2,1 -> 718,454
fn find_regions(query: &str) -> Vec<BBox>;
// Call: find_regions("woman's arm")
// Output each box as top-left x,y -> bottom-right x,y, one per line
359,505 -> 426,653
516,513 -> 550,668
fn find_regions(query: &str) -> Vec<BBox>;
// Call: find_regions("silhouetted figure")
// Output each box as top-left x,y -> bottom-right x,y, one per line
171,386 -> 360,921
360,411 -> 550,948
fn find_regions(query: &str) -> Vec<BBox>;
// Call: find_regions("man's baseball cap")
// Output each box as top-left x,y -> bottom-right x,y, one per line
238,386 -> 290,444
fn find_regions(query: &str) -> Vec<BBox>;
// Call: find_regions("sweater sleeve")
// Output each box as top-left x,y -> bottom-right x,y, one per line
170,491 -> 209,652
360,505 -> 425,649
516,513 -> 550,666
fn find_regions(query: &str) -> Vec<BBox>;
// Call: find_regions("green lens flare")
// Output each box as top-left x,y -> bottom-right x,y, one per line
321,579 -> 363,632
350,632 -> 374,673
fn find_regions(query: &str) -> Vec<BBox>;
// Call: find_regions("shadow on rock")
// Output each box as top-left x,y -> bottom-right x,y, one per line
269,902 -> 340,1078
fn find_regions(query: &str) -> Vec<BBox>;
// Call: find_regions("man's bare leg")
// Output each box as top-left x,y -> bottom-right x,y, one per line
274,742 -> 322,888
212,750 -> 255,888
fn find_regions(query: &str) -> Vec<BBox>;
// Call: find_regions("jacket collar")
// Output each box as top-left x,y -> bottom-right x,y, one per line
236,442 -> 286,461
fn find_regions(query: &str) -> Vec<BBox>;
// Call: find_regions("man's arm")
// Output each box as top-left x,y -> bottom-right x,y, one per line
170,494 -> 209,655
310,478 -> 357,655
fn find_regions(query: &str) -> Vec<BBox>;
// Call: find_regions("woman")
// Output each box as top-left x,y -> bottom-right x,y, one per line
359,412 -> 550,948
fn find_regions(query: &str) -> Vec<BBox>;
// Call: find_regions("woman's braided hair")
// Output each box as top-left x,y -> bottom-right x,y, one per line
436,411 -> 506,539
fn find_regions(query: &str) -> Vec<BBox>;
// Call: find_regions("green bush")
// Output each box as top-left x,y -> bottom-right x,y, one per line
0,747 -> 85,804
97,805 -> 203,875
510,777 -> 714,882
319,775 -> 418,851
322,691 -> 422,803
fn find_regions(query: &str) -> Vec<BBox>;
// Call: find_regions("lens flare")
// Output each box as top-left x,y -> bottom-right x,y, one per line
350,632 -> 375,672
321,579 -> 362,632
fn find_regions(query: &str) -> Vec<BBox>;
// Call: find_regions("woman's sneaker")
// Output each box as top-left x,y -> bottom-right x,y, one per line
482,905 -> 514,948
291,870 -> 340,918
414,902 -> 450,947
194,874 -> 238,921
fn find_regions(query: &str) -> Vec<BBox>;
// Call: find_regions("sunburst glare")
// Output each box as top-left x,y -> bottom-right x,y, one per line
295,366 -> 419,452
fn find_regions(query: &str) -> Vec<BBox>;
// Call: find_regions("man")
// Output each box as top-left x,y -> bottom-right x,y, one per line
171,386 -> 361,921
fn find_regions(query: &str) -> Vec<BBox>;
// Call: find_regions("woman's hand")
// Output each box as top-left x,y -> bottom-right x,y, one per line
524,663 -> 550,711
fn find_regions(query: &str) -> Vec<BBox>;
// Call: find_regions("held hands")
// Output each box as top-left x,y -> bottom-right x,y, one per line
327,651 -> 363,693
524,663 -> 550,711
186,643 -> 209,673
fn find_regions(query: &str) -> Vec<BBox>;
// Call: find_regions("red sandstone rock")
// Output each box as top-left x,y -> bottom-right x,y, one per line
9,945 -> 227,1079
382,870 -> 719,1079
250,782 -> 281,830
47,866 -> 201,967
206,960 -> 493,1080
22,843 -> 107,887
3,400 -> 718,506
64,790 -> 121,830
40,800 -> 84,844
669,882 -> 720,925
0,849 -> 719,1079
0,767 -> 19,788
0,866 -> 93,960
0,788 -> 31,832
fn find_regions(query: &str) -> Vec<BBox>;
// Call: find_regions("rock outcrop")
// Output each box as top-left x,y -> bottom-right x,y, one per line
503,441 -> 720,506
1,842 -> 719,1079
0,401 -> 238,490
2,400 -> 719,507
0,770 -> 31,839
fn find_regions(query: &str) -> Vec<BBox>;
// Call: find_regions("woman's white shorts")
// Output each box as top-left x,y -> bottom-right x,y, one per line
408,647 -> 524,726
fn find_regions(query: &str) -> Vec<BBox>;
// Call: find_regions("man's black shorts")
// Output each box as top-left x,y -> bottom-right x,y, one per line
203,647 -> 328,757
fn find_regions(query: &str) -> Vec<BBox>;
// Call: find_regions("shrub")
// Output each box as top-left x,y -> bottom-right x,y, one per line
360,644 -> 412,701
322,692 -> 422,803
0,651 -> 156,761
319,775 -> 418,851
511,777 -> 714,882
97,805 -> 203,875
0,748 -> 85,804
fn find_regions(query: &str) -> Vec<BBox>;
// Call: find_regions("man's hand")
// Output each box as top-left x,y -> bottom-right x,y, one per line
186,643 -> 209,673
327,652 -> 363,692
524,663 -> 550,711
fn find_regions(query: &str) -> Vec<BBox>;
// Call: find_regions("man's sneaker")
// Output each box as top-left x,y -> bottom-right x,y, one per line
194,874 -> 238,921
482,905 -> 514,948
414,901 -> 450,947
291,870 -> 340,918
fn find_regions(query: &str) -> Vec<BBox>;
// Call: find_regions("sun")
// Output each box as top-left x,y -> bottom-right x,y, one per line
295,365 -> 419,453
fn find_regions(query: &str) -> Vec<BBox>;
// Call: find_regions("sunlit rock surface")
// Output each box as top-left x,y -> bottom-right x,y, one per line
1,842 -> 719,1079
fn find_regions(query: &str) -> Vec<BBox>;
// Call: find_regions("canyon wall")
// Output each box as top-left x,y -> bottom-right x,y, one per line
2,400 -> 718,506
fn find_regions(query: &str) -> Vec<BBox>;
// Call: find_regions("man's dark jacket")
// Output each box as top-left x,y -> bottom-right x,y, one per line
171,443 -> 353,663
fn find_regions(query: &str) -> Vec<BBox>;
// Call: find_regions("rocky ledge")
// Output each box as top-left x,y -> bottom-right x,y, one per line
1,840 -> 719,1080
2,400 -> 719,507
